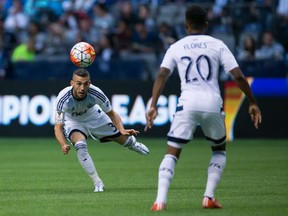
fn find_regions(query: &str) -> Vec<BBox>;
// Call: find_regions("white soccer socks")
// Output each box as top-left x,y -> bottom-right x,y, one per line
204,151 -> 226,199
123,135 -> 149,155
74,141 -> 103,187
155,154 -> 178,204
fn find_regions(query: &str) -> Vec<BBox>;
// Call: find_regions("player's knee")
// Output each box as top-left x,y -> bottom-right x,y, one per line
74,140 -> 87,151
167,141 -> 183,149
206,136 -> 226,149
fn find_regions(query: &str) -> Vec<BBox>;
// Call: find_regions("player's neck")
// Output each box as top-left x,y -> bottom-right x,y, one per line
187,30 -> 205,35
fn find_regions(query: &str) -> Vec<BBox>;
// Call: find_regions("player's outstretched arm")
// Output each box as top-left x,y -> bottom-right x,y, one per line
145,67 -> 170,131
54,123 -> 71,154
229,67 -> 262,129
106,110 -> 139,136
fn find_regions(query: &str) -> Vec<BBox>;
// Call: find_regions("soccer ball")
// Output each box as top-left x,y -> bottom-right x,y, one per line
70,42 -> 96,67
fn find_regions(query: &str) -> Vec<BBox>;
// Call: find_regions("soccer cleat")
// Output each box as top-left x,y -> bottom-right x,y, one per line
202,196 -> 222,208
94,181 -> 105,192
151,202 -> 166,211
127,142 -> 149,155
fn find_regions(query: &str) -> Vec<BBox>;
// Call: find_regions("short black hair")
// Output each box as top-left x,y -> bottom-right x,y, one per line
185,5 -> 207,30
73,68 -> 90,78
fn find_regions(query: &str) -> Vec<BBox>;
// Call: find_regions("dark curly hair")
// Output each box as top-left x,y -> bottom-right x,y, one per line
185,5 -> 207,30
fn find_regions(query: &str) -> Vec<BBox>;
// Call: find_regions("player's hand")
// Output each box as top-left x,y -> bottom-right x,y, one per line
145,107 -> 158,131
249,104 -> 262,129
61,144 -> 71,155
122,129 -> 140,136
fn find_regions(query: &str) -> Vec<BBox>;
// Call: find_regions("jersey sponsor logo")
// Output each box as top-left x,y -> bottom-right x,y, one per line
72,109 -> 88,117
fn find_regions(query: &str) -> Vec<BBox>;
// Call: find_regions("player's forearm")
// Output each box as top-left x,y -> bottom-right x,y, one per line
234,76 -> 257,105
150,70 -> 169,108
54,125 -> 67,146
107,110 -> 125,132
230,67 -> 258,105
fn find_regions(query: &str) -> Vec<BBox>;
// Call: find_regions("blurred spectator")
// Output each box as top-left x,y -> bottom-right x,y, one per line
114,19 -> 133,54
275,0 -> 288,52
242,1 -> 262,33
24,0 -> 60,25
22,22 -> 46,54
137,4 -> 156,31
59,1 -> 79,43
121,19 -> 161,80
11,38 -> 36,62
73,0 -> 96,14
258,0 -> 277,32
206,1 -> 233,35
95,33 -> 117,73
76,16 -> 96,45
116,1 -> 138,28
92,3 -> 115,41
96,33 -> 117,61
130,19 -> 161,54
158,22 -> 178,52
43,22 -> 67,56
255,31 -> 285,60
3,0 -> 29,43
24,0 -> 63,17
0,38 -> 6,79
237,34 -> 257,61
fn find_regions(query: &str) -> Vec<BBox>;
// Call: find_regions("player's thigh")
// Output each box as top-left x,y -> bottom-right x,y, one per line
199,112 -> 226,140
64,121 -> 88,143
70,131 -> 87,144
168,110 -> 198,141
88,113 -> 120,141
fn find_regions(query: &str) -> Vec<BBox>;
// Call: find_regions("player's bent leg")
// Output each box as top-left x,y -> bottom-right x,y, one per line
74,140 -> 104,192
124,136 -> 149,155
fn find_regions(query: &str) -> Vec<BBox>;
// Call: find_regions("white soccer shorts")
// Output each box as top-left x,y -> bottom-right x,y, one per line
64,111 -> 121,143
167,109 -> 226,146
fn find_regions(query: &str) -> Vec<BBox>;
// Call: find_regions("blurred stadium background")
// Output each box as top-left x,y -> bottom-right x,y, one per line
0,0 -> 287,139
0,2 -> 287,215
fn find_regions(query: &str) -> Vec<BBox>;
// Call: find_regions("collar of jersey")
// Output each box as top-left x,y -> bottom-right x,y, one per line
188,33 -> 204,36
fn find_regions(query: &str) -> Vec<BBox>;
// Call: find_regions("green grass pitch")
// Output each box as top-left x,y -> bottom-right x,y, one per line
0,138 -> 287,216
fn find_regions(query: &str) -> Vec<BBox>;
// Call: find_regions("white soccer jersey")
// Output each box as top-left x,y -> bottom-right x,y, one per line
161,34 -> 238,113
55,84 -> 112,124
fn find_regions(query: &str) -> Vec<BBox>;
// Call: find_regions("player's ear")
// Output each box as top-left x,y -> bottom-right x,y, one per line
185,21 -> 188,32
204,21 -> 208,30
70,80 -> 73,86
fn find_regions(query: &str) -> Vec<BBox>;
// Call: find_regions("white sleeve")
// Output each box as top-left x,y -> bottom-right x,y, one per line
219,42 -> 239,73
160,46 -> 176,74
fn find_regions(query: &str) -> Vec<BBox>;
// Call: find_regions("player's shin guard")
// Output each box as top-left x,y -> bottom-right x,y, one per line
204,151 -> 226,199
123,135 -> 136,147
74,141 -> 102,185
155,154 -> 178,204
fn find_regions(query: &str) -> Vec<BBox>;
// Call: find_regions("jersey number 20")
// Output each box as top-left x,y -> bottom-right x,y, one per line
181,55 -> 212,83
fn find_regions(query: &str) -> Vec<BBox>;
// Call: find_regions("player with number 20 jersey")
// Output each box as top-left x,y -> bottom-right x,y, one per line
145,5 -> 262,211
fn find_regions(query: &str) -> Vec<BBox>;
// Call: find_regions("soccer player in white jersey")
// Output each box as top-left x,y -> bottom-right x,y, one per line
145,5 -> 262,211
54,68 -> 149,192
